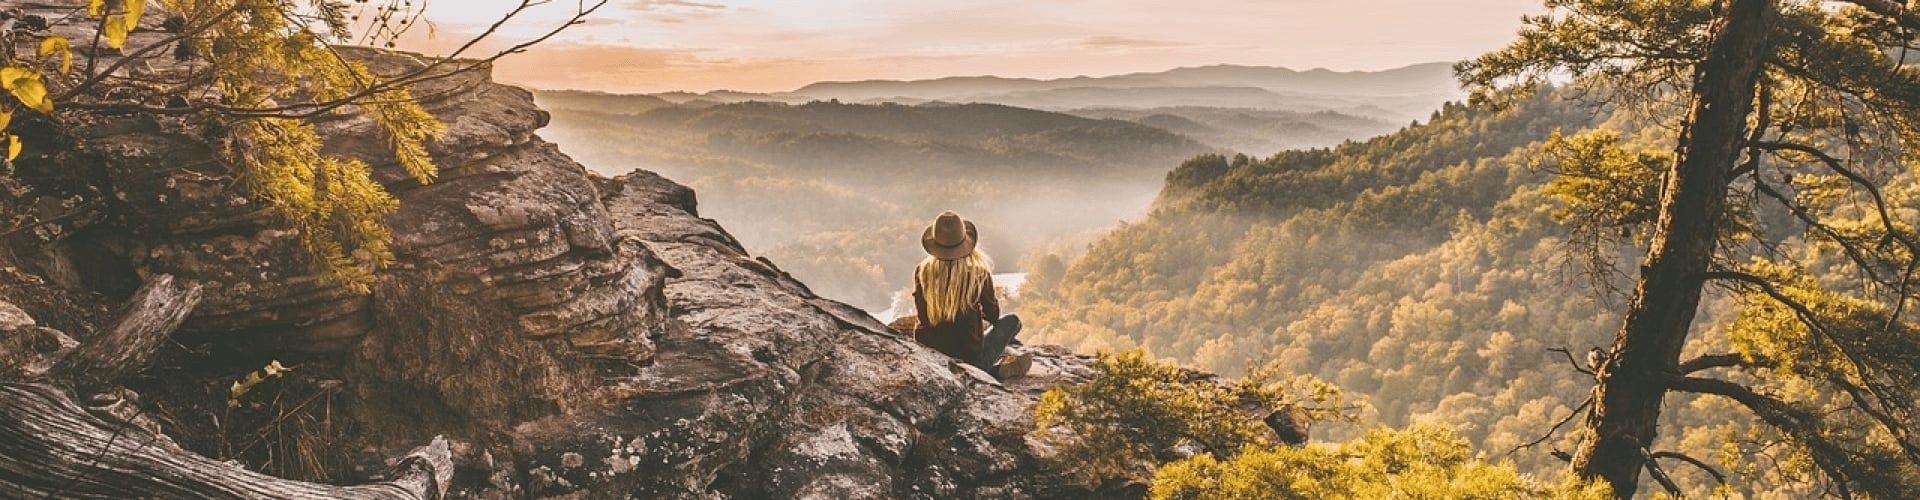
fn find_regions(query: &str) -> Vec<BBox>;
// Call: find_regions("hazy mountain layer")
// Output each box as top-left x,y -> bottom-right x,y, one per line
1062,106 -> 1400,157
533,94 -> 1216,310
623,62 -> 1464,123
793,62 -> 1461,105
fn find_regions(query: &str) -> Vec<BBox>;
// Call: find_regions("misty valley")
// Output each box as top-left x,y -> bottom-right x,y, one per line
4,0 -> 1919,498
538,43 -> 1920,496
533,63 -> 1454,312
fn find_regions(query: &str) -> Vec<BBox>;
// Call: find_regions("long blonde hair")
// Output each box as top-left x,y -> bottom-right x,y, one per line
916,251 -> 993,324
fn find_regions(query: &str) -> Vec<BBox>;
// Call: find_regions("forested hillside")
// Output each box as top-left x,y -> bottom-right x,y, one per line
1014,0 -> 1920,496
1018,87 -> 1814,493
1061,107 -> 1399,158
533,95 -> 1215,309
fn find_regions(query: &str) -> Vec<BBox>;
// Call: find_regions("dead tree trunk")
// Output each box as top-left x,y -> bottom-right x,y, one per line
0,274 -> 453,499
0,382 -> 453,499
1571,0 -> 1775,497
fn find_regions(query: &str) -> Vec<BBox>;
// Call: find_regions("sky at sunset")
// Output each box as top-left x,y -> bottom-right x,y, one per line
395,0 -> 1549,94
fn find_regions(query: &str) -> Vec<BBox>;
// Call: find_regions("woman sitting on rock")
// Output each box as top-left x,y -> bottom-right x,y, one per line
913,210 -> 1030,379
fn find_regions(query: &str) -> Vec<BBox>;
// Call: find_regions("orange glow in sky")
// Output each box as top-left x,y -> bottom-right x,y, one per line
395,0 -> 1548,93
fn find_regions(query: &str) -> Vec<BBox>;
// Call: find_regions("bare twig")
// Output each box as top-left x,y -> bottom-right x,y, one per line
59,0 -> 607,122
57,2 -> 250,102
1822,374 -> 1920,464
1548,346 -> 1597,376
1507,393 -> 1593,458
1650,450 -> 1729,486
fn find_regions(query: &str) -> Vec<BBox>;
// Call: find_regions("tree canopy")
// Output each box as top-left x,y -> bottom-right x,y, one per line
1034,350 -> 1614,499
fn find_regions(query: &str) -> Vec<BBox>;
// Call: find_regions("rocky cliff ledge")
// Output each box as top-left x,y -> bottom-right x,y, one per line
0,12 -> 1101,498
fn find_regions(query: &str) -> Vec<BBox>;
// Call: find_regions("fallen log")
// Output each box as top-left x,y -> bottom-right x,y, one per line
0,273 -> 453,498
0,382 -> 452,499
50,273 -> 203,393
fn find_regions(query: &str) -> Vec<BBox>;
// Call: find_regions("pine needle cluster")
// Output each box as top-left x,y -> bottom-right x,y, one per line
167,0 -> 446,292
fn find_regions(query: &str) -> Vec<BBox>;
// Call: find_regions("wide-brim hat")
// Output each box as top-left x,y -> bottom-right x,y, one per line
921,210 -> 977,260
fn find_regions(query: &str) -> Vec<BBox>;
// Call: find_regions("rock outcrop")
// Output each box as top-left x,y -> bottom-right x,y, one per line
0,2 -> 1107,497
517,167 -> 1099,498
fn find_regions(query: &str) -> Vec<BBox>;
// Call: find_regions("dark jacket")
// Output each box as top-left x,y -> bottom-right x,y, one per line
913,274 -> 998,362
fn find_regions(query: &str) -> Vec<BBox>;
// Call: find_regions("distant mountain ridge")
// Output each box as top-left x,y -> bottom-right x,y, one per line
529,63 -> 1460,310
628,62 -> 1464,122
793,62 -> 1459,100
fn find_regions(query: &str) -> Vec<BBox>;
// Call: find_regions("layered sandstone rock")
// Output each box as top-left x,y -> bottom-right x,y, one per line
0,2 -> 1110,496
500,168 -> 1102,498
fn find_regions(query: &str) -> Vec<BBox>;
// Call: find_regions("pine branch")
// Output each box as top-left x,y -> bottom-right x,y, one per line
1637,446 -> 1683,498
1704,271 -> 1882,383
1837,0 -> 1920,32
1664,373 -> 1919,498
1823,373 -> 1920,466
1747,171 -> 1890,287
1748,140 -> 1920,255
1747,139 -> 1920,345
1676,352 -> 1774,374
1703,271 -> 1920,473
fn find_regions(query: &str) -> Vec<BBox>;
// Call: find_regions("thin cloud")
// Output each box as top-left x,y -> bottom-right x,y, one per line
574,18 -> 625,27
1080,36 -> 1187,49
414,0 -> 1549,93
626,0 -> 726,11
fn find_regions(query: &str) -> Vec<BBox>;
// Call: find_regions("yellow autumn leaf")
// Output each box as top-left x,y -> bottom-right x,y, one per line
226,359 -> 291,408
38,37 -> 71,75
104,16 -> 130,49
124,0 -> 142,21
0,66 -> 28,89
6,135 -> 20,162
0,110 -> 13,131
14,81 -> 50,113
89,0 -> 104,16
0,68 -> 52,113
37,37 -> 67,58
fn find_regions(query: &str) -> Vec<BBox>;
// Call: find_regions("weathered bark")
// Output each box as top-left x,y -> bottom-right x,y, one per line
0,382 -> 452,499
50,273 -> 202,393
0,273 -> 450,498
1571,0 -> 1775,497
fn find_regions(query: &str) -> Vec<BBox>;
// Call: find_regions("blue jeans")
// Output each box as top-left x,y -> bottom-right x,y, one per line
975,314 -> 1022,376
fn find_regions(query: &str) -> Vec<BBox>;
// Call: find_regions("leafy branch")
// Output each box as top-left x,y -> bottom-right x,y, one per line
59,0 -> 609,121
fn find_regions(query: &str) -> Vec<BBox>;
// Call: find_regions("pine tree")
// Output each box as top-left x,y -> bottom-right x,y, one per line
1461,0 -> 1920,496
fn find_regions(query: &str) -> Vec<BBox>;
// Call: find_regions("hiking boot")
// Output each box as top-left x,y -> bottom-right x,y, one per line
995,352 -> 1033,380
